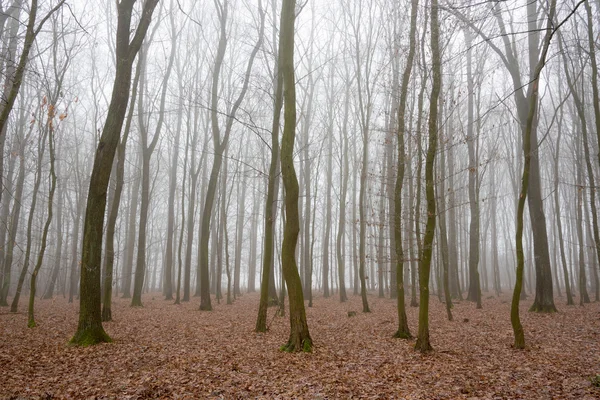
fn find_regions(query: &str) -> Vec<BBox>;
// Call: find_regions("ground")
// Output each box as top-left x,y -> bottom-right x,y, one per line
1,291 -> 599,399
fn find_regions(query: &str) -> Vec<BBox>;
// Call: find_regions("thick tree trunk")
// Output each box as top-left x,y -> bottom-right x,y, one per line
70,0 -> 159,346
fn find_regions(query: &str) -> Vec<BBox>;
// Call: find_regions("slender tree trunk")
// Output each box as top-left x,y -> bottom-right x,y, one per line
42,165 -> 63,300
415,0 -> 441,352
28,100 -> 58,327
10,121 -> 45,313
102,57 -> 141,320
278,0 -> 312,352
199,0 -> 263,311
121,149 -> 140,298
247,188 -> 259,293
256,15 -> 283,331
511,0 -> 557,348
0,125 -> 28,306
393,0 -> 418,338
464,28 -> 482,308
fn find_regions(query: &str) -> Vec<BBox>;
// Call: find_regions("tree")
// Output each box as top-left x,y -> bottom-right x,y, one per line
102,53 -> 142,321
0,0 -> 66,206
393,0 -> 419,339
0,100 -> 31,307
464,26 -> 482,308
163,0 -> 184,301
511,0 -> 559,349
132,16 -> 174,307
70,0 -> 159,346
198,0 -> 264,311
278,0 -> 312,353
256,0 -> 283,332
28,92 -> 59,328
447,0 -> 560,313
415,0 -> 441,353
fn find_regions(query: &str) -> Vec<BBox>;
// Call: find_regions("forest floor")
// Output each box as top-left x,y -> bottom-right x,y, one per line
1,291 -> 599,399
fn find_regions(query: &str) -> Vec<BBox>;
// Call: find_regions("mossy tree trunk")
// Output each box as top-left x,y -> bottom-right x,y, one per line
511,0 -> 558,349
393,0 -> 419,339
278,0 -> 312,353
415,0 -> 441,353
256,33 -> 283,332
70,0 -> 159,346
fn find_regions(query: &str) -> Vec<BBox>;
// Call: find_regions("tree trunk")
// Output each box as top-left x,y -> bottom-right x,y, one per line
393,0 -> 418,338
464,28 -> 482,308
0,124 -> 28,307
70,0 -> 159,346
102,56 -> 141,319
511,0 -> 557,348
199,0 -> 263,311
278,0 -> 312,352
256,6 -> 284,331
28,98 -> 58,328
42,162 -> 63,300
415,0 -> 441,353
336,79 -> 350,304
10,120 -> 45,313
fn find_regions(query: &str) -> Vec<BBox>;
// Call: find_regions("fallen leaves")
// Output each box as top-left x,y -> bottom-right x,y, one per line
0,292 -> 599,399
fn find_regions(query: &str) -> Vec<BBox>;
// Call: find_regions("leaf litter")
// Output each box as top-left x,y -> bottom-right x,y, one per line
1,292 -> 599,399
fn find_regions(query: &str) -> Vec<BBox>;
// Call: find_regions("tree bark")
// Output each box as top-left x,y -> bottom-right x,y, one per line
415,0 -> 441,353
70,0 -> 159,346
464,28 -> 482,308
278,0 -> 312,352
511,0 -> 557,349
393,0 -> 418,339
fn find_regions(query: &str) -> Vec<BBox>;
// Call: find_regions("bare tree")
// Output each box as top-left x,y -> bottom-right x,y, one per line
278,0 -> 312,352
70,0 -> 159,346
393,0 -> 419,339
415,0 -> 441,353
198,0 -> 264,311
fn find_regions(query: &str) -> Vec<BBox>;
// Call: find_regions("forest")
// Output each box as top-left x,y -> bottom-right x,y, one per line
1,0 -> 600,398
